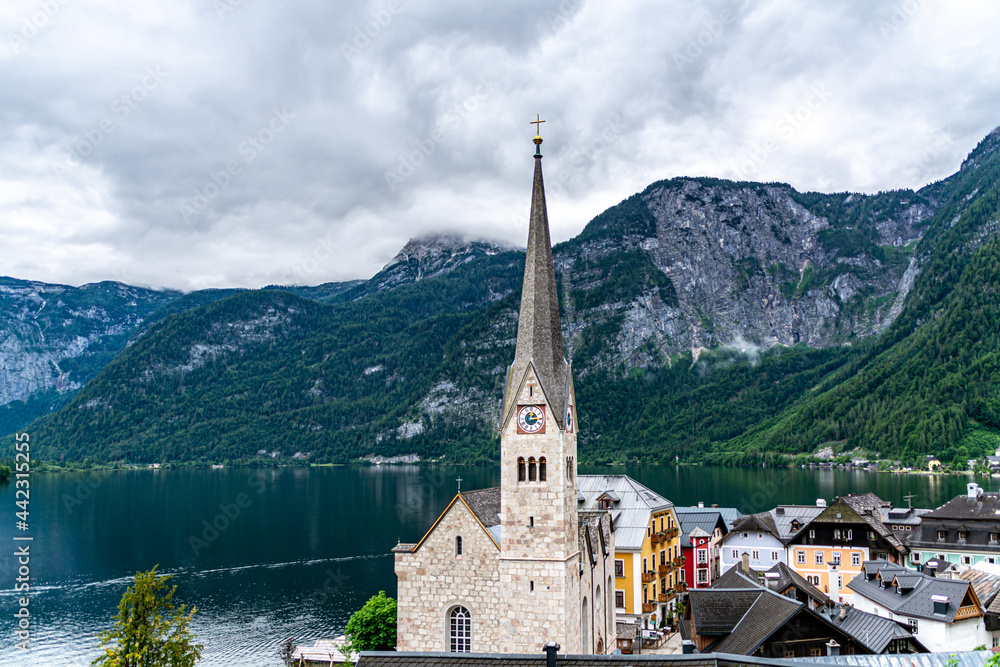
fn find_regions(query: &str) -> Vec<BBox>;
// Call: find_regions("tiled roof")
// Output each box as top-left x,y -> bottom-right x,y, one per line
846,560 -> 973,622
690,589 -> 777,635
959,567 -> 1000,609
838,496 -> 906,554
922,492 -> 1000,520
788,652 -> 990,666
709,590 -> 802,655
461,488 -> 501,528
357,650 -> 989,667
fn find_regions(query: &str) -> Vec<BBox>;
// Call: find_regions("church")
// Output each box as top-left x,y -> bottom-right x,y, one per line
392,122 -> 617,655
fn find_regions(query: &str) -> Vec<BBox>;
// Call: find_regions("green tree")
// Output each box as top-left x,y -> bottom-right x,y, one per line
0,464 -> 10,483
92,566 -> 202,667
345,591 -> 397,652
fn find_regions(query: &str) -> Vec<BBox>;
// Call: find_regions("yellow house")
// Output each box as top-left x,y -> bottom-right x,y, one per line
784,494 -> 909,604
577,475 -> 679,630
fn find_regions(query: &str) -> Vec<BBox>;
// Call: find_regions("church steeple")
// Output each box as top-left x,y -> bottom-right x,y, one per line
503,120 -> 569,429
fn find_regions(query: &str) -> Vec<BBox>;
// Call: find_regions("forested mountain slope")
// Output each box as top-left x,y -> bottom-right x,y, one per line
8,128 -> 1000,466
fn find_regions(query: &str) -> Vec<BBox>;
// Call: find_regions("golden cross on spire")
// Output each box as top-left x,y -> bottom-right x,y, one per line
530,114 -> 545,137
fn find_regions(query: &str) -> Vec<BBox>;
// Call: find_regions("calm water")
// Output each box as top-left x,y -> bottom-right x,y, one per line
0,465 -> 982,666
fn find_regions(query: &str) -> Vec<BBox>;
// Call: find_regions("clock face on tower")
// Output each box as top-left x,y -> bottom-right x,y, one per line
517,405 -> 545,434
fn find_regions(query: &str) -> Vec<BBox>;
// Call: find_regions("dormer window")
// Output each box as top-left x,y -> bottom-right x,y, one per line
991,533 -> 998,543
791,520 -> 800,531
937,530 -> 947,541
599,499 -> 612,510
958,531 -> 968,541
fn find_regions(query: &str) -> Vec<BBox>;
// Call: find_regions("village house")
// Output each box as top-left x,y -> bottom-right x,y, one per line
906,483 -> 1000,569
673,505 -> 740,589
577,475 -> 680,631
848,560 -> 989,652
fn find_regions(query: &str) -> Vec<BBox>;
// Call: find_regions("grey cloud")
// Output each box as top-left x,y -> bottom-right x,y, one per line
0,0 -> 998,290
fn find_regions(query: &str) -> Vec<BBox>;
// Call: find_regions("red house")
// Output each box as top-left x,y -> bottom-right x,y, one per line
674,507 -> 734,590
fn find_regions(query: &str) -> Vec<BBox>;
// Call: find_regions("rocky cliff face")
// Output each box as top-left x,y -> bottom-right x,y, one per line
551,179 -> 934,371
0,278 -> 179,407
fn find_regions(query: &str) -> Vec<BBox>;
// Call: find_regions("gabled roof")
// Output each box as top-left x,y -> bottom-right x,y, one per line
959,566 -> 1000,610
714,562 -> 829,607
847,560 -> 977,622
708,590 -> 803,654
393,488 -> 503,554
813,603 -> 926,654
578,475 -> 672,549
673,508 -> 728,548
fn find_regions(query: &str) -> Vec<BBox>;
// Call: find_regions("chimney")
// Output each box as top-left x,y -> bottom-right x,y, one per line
711,504 -> 718,508
776,507 -> 785,515
932,595 -> 949,615
839,605 -> 847,621
742,552 -> 750,571
816,499 -> 827,507
544,642 -> 560,667
968,483 -> 980,499
698,501 -> 704,508
826,640 -> 840,656
682,640 -> 695,655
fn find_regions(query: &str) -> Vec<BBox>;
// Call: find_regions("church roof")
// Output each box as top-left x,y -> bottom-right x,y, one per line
461,487 -> 501,528
502,149 -> 569,429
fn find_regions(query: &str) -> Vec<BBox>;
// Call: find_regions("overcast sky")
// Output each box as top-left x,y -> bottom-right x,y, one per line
1,0 -> 999,291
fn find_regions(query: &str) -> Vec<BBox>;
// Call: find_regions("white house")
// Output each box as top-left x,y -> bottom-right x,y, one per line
848,560 -> 993,652
718,513 -> 788,573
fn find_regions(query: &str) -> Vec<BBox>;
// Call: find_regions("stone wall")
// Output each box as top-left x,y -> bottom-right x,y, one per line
395,499 -> 502,652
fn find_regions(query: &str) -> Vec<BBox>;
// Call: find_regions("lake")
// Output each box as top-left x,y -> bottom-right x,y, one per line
0,464 -> 982,666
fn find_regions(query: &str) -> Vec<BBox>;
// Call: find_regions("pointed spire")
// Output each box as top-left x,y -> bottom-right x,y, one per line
504,124 -> 568,427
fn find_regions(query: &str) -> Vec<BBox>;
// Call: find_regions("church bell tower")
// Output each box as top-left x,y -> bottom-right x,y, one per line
497,117 -> 582,653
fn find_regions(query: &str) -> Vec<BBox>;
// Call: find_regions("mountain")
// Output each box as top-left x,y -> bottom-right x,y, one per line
0,279 -> 180,434
7,127 -> 1000,466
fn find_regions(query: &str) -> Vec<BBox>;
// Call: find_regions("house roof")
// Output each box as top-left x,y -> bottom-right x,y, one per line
577,475 -> 672,549
673,508 -> 729,548
708,590 -> 803,655
922,491 -> 1000,521
357,652 -> 990,667
846,560 -> 976,622
959,566 -> 1000,611
713,562 -> 829,607
689,587 -> 801,641
812,604 -> 925,654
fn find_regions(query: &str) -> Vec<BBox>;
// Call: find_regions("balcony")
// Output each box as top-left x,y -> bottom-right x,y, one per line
664,528 -> 679,539
955,605 -> 982,621
641,571 -> 655,583
658,563 -> 672,574
658,590 -> 676,603
676,582 -> 688,593
642,603 -> 656,614
651,532 -> 666,545
673,556 -> 686,567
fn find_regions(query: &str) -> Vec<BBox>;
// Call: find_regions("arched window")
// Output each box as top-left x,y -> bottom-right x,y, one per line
539,457 -> 547,482
528,457 -> 537,482
517,457 -> 526,482
449,606 -> 471,653
581,597 -> 590,653
455,536 -> 463,556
